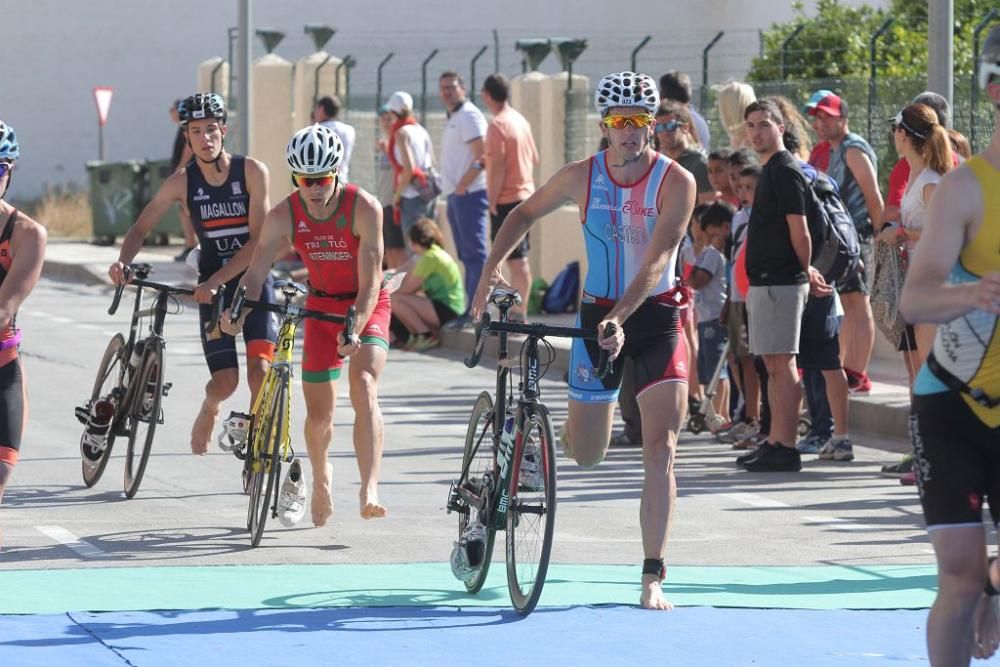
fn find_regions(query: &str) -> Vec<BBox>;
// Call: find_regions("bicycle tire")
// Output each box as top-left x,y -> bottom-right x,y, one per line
123,342 -> 163,499
81,334 -> 126,488
506,403 -> 557,615
457,390 -> 498,594
248,376 -> 286,547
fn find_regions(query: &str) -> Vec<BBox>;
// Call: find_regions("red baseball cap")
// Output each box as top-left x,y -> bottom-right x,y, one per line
807,92 -> 845,117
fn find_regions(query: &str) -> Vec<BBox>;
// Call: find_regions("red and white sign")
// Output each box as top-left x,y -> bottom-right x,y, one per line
93,87 -> 114,126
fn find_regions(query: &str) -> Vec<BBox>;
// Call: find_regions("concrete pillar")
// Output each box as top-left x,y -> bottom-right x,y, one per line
197,58 -> 230,102
292,52 -> 345,131
928,0 -> 954,106
251,53 -> 294,200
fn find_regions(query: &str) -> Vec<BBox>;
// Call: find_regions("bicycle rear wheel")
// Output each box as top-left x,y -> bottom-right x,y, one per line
248,376 -> 286,547
506,403 -> 557,615
123,342 -> 163,499
81,334 -> 126,488
455,391 -> 499,594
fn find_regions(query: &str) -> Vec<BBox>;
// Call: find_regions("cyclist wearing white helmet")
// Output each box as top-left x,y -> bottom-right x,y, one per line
226,124 -> 390,526
469,71 -> 696,610
108,93 -> 277,458
900,25 -> 1000,664
0,120 -> 47,526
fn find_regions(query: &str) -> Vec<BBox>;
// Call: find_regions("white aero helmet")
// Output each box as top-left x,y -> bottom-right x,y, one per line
285,124 -> 343,174
595,71 -> 659,116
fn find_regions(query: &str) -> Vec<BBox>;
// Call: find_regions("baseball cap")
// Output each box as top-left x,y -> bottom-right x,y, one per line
387,91 -> 413,115
806,91 -> 845,117
802,89 -> 832,114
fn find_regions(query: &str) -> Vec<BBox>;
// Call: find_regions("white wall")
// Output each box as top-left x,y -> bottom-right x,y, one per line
3,0 -> 885,201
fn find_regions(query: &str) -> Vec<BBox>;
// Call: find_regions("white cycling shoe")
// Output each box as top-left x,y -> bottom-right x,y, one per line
277,458 -> 307,527
450,520 -> 487,583
218,411 -> 250,453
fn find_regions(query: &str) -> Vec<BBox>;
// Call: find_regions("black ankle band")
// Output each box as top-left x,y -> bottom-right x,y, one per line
642,558 -> 665,580
987,557 -> 999,596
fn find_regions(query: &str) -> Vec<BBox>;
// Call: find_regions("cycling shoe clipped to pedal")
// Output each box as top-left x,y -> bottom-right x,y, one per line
218,411 -> 251,453
450,521 -> 487,583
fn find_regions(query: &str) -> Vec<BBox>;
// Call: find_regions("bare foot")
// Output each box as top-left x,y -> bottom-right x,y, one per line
190,403 -> 218,455
974,559 -> 1000,660
311,462 -> 333,527
639,575 -> 673,611
360,487 -> 387,519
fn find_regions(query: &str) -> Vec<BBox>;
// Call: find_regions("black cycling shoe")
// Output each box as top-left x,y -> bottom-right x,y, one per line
743,443 -> 802,472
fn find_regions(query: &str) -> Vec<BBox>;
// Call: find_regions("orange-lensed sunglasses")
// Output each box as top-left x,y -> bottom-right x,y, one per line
601,114 -> 655,129
294,172 -> 336,187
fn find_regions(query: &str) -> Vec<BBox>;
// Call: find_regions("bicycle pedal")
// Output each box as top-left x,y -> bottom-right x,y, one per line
162,382 -> 172,397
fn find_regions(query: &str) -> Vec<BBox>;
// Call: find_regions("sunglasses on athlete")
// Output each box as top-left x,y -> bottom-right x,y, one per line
0,163 -> 11,178
293,172 -> 336,188
888,112 -> 926,139
654,120 -> 683,133
601,114 -> 655,129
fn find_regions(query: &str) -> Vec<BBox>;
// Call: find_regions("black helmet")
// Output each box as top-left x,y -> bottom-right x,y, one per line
179,93 -> 227,125
980,25 -> 1000,90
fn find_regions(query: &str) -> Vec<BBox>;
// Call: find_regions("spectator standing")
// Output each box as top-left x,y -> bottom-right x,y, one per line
385,91 -> 436,250
314,95 -> 356,183
375,103 -> 407,270
655,102 -> 713,201
481,73 -> 538,323
715,81 -> 756,150
659,70 -> 711,149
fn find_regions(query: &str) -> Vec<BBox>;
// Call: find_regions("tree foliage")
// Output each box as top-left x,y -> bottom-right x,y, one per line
747,0 -> 999,82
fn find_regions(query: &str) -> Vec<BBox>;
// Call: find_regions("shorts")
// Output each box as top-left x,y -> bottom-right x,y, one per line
382,204 -> 404,250
837,240 -> 873,296
431,298 -> 461,327
0,358 -> 24,466
491,201 -> 530,260
568,297 -> 687,403
400,195 -> 436,247
898,324 -> 917,352
911,389 -> 1000,528
727,301 -> 750,358
797,295 -> 842,371
697,319 -> 729,385
747,283 -> 809,355
301,288 -> 392,382
201,275 -> 278,374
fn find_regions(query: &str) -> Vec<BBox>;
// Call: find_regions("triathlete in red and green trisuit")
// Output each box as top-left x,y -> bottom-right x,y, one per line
0,120 -> 48,522
228,124 -> 389,527
108,93 -> 275,456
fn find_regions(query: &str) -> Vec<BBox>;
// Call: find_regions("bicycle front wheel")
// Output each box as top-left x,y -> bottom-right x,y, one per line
455,390 -> 499,594
123,342 -> 163,499
248,375 -> 286,547
506,403 -> 557,615
81,334 -> 126,488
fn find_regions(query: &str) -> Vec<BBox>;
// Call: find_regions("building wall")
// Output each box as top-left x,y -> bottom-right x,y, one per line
4,0 -> 883,200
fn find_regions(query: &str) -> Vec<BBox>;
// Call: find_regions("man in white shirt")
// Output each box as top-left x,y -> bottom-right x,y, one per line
314,96 -> 356,183
439,70 -> 489,327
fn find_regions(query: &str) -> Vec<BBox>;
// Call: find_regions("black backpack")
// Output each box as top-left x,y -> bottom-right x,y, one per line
806,173 -> 861,287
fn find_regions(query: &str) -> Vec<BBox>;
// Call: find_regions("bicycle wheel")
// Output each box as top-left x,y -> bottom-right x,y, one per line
123,342 -> 163,499
81,334 -> 126,488
248,376 -> 286,547
455,390 -> 499,594
506,403 -> 557,615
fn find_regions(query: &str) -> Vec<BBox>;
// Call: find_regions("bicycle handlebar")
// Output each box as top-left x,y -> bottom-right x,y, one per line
230,285 -> 356,331
109,266 -> 223,333
464,314 -> 615,379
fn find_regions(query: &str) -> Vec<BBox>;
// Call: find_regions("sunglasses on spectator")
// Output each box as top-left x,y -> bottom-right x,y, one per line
654,120 -> 683,133
294,172 -> 336,188
601,114 -> 655,129
889,112 -> 926,139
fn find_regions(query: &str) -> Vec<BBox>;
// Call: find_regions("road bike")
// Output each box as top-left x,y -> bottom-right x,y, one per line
446,289 -> 613,615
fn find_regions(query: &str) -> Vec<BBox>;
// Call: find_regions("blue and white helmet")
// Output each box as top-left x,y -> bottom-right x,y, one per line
0,121 -> 20,161
285,124 -> 343,174
594,71 -> 659,116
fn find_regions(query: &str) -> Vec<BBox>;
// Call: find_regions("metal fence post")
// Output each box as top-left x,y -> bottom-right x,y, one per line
867,18 -> 894,143
630,36 -> 651,73
701,31 -> 724,113
779,25 -> 805,81
376,52 -> 394,112
972,9 -> 1000,149
335,55 -> 355,104
420,48 -> 440,125
493,29 -> 500,74
469,45 -> 489,104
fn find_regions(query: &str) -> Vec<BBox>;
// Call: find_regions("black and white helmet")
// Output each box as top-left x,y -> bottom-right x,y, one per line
594,71 -> 659,116
285,124 -> 343,174
980,25 -> 1000,90
179,93 -> 227,125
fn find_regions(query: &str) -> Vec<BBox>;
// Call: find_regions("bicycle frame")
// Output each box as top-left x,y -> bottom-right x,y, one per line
246,314 -> 297,473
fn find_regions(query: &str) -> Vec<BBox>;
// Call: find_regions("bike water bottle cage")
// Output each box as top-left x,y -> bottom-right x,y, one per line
642,558 -> 666,581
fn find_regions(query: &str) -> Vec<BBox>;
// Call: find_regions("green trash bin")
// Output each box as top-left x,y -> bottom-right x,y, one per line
86,160 -> 145,246
144,159 -> 184,243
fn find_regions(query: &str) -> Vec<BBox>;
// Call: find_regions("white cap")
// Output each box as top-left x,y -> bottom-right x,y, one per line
387,91 -> 413,115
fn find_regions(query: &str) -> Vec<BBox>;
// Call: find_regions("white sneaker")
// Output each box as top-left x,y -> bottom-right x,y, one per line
449,520 -> 487,583
218,411 -> 250,453
277,458 -> 307,527
518,439 -> 545,492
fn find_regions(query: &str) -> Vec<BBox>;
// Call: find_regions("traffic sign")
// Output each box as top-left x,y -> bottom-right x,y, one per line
93,87 -> 114,127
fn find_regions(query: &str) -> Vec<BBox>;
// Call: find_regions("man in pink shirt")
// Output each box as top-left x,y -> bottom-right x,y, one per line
481,73 -> 539,322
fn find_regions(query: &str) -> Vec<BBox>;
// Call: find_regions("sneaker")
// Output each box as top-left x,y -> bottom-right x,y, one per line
743,443 -> 802,472
276,459 -> 307,527
847,369 -> 873,395
708,416 -> 731,434
733,432 -> 766,451
518,439 -> 545,492
880,455 -> 914,478
450,520 -> 487,583
609,431 -> 641,448
819,437 -> 854,462
409,333 -> 441,352
719,420 -> 756,444
899,470 -> 918,486
736,441 -> 774,467
218,411 -> 251,453
796,434 -> 828,454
